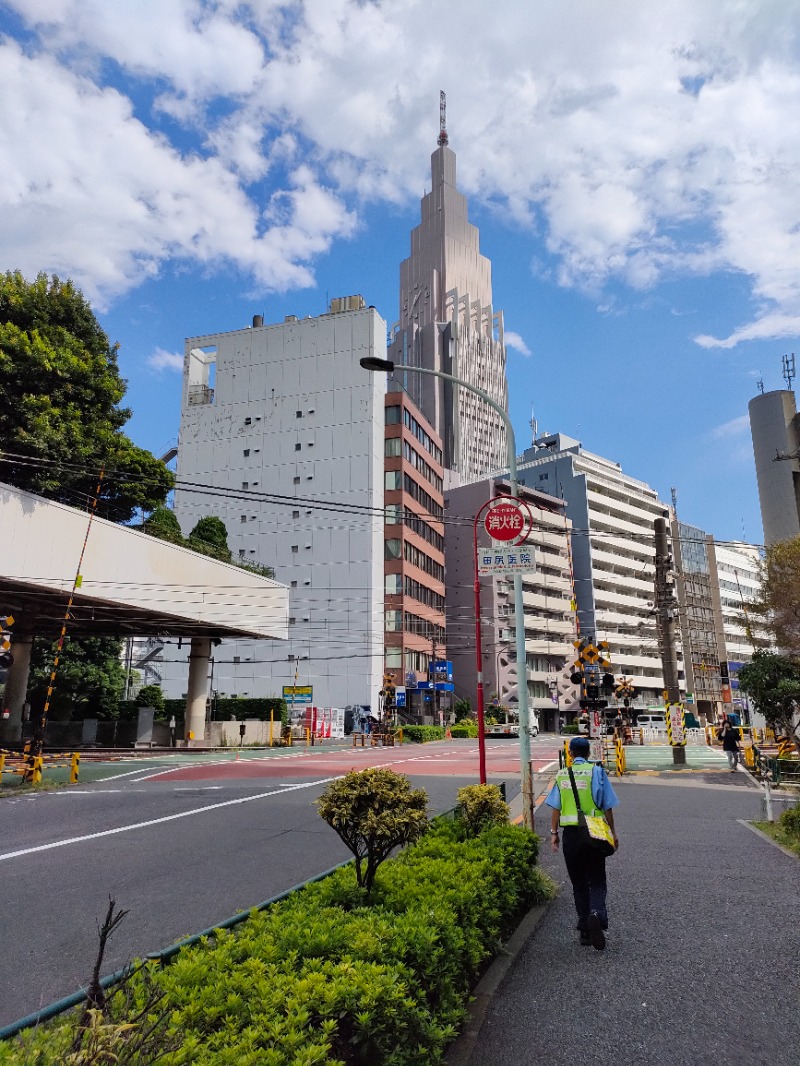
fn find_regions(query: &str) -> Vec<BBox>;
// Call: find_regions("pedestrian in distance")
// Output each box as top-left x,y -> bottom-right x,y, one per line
719,719 -> 742,771
545,736 -> 619,950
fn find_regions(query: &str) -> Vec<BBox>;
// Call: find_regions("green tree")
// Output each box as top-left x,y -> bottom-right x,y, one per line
143,505 -> 183,544
188,515 -> 231,562
453,697 -> 473,723
135,684 -> 165,711
317,768 -> 429,894
749,536 -> 800,655
738,651 -> 800,755
28,636 -> 126,721
0,271 -> 173,523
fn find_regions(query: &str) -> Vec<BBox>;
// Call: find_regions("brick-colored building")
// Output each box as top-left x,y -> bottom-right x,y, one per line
383,391 -> 446,720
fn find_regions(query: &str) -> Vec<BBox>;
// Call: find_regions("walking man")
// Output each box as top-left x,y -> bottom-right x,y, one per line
719,719 -> 742,771
546,736 -> 619,950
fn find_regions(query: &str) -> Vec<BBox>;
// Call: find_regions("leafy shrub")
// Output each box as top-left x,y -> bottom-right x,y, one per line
450,722 -> 478,738
317,769 -> 429,893
561,724 -> 579,735
778,800 -> 800,838
135,684 -> 164,710
0,824 -> 552,1066
402,726 -> 445,743
457,784 -> 509,835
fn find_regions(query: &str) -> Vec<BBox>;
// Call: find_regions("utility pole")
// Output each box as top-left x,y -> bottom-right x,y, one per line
431,635 -> 440,726
654,517 -> 686,766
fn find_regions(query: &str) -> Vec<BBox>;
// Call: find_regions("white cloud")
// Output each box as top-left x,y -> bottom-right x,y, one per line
148,347 -> 184,373
710,414 -> 750,439
504,331 -> 531,357
3,0 -> 800,345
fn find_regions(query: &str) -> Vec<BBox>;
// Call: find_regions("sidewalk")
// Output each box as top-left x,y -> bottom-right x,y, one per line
458,774 -> 797,1066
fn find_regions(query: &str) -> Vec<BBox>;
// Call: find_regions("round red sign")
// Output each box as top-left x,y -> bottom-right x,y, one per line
484,499 -> 529,543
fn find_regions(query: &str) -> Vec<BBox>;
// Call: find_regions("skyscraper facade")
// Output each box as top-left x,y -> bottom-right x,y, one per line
388,105 -> 508,484
748,388 -> 800,546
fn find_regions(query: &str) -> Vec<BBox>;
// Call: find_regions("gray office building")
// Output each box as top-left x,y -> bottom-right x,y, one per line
748,389 -> 800,546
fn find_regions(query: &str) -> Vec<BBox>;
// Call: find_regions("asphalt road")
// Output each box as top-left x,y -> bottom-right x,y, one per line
468,776 -> 798,1066
0,738 -> 543,1027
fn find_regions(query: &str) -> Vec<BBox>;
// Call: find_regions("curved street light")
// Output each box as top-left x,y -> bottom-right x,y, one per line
360,355 -> 536,829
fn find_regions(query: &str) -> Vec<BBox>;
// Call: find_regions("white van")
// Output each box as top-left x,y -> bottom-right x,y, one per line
637,713 -> 666,728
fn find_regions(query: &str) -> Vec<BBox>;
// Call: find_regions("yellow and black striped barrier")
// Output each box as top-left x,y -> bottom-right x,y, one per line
777,736 -> 794,757
614,736 -> 626,776
0,752 -> 80,786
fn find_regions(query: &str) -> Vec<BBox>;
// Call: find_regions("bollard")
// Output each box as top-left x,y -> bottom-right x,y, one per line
615,737 -> 625,777
0,752 -> 4,782
269,711 -> 274,747
70,752 -> 80,784
32,755 -> 43,785
563,739 -> 573,767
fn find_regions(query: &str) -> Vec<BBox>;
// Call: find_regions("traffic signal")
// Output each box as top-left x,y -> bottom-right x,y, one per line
0,613 -> 14,671
0,651 -> 13,669
380,672 -> 396,707
570,671 -> 583,685
601,673 -> 614,693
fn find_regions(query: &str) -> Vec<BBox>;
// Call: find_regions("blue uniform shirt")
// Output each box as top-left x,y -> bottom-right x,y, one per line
544,757 -> 619,812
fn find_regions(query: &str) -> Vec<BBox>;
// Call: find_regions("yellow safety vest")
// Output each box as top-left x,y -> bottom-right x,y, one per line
556,762 -> 603,826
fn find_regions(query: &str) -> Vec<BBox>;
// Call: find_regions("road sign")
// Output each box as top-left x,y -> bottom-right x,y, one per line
477,546 -> 536,575
283,685 -> 313,706
395,687 -> 406,708
483,497 -> 531,544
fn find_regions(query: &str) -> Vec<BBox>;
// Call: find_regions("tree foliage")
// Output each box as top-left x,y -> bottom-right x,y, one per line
28,636 -> 126,721
749,536 -> 800,655
737,651 -> 800,755
0,271 -> 173,523
188,515 -> 231,561
317,768 -> 429,893
457,784 -> 510,835
136,684 -> 165,711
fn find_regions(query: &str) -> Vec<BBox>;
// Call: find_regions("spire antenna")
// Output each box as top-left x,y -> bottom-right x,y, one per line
438,90 -> 448,147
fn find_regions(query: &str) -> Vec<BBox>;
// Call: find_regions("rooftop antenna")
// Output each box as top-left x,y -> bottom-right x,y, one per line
671,486 -> 678,514
437,90 -> 448,147
530,404 -> 538,444
782,352 -> 795,390
757,377 -> 764,394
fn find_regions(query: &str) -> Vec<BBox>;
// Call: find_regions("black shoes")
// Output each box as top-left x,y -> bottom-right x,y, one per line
579,931 -> 592,946
587,912 -> 606,951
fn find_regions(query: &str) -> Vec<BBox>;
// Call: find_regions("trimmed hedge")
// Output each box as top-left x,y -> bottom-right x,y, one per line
0,823 -> 555,1065
449,723 -> 479,738
117,696 -> 288,725
401,725 -> 446,743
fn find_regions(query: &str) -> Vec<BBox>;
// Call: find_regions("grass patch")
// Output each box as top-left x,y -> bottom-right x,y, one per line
752,820 -> 800,857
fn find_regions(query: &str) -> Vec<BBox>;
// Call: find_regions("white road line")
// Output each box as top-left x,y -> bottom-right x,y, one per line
0,777 -> 336,863
95,767 -> 164,782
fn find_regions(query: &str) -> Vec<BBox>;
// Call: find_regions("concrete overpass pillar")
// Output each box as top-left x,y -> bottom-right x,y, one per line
185,637 -> 211,744
1,635 -> 34,744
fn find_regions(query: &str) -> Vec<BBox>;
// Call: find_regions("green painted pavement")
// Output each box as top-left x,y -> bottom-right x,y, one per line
618,743 -> 730,772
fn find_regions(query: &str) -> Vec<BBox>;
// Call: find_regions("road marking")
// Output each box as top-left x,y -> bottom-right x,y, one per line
95,767 -> 164,782
173,786 -> 224,791
0,777 -> 337,863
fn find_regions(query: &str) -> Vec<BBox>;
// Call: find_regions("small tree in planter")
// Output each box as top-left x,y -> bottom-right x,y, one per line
136,684 -> 165,713
317,768 -> 429,894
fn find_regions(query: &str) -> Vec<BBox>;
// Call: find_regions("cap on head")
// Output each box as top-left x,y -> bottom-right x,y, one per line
569,736 -> 591,756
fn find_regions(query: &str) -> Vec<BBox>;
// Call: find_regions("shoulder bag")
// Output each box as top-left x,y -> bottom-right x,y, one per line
567,766 -> 616,858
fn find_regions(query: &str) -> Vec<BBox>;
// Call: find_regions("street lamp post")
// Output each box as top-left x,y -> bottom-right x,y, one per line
360,356 -> 536,829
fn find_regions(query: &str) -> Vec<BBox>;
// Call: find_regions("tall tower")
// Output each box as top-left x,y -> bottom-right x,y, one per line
388,92 -> 508,484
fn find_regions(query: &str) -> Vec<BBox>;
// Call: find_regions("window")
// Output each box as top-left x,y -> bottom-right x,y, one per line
293,476 -> 300,484
385,405 -> 402,425
385,610 -> 402,632
245,417 -> 252,425
289,617 -> 296,624
385,573 -> 402,594
295,443 -> 302,451
385,437 -> 402,457
290,580 -> 298,588
296,411 -> 302,418
384,504 -> 403,524
292,510 -> 300,518
240,515 -> 247,523
384,538 -> 402,560
385,470 -> 401,491
242,482 -> 249,489
291,545 -> 299,553
386,647 -> 402,668
243,449 -> 250,457
233,656 -> 240,664
238,549 -> 245,559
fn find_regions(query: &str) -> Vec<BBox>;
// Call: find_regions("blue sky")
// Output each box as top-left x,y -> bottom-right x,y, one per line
3,1 -> 800,545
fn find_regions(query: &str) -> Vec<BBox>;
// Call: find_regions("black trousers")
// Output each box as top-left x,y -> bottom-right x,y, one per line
561,826 -> 609,930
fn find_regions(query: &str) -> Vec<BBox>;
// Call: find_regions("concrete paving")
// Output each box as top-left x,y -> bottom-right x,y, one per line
465,774 -> 798,1066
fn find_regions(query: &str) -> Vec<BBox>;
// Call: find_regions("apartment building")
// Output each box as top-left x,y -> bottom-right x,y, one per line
383,392 -> 447,718
445,477 -> 575,730
516,433 -> 678,708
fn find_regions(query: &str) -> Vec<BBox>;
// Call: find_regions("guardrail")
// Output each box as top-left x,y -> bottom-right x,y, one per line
0,751 -> 81,785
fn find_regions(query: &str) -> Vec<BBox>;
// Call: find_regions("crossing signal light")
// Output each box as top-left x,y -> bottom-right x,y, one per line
570,671 -> 583,685
601,673 -> 615,693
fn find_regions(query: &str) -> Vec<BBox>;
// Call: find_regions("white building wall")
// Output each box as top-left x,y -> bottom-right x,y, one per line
168,307 -> 386,710
713,542 -> 762,665
517,434 -> 675,708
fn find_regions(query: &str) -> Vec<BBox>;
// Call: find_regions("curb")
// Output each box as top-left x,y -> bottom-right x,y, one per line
737,819 -> 799,860
444,900 -> 552,1066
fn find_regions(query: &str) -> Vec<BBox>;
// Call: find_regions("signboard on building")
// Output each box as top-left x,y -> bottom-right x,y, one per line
478,546 -> 537,575
395,686 -> 406,708
283,685 -> 313,706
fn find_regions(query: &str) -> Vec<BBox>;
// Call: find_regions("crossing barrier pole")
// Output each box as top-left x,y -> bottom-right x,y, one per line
0,753 -> 4,782
70,752 -> 80,784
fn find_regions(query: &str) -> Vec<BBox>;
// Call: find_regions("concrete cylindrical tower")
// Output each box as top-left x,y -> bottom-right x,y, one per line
748,389 -> 800,546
